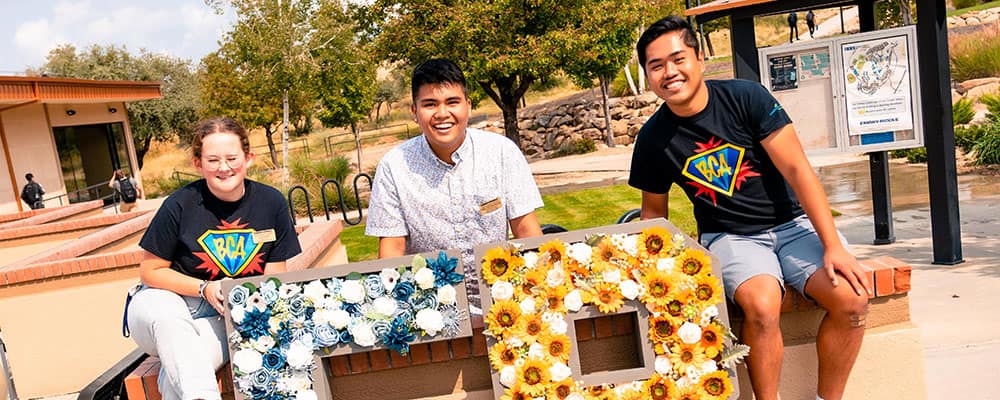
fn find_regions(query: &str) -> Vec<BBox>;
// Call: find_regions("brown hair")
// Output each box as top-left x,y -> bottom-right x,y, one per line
190,117 -> 251,159
114,169 -> 124,179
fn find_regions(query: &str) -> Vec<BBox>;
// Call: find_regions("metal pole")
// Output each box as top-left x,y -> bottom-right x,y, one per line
282,89 -> 289,173
840,6 -> 846,34
869,152 -> 895,244
1,328 -> 19,400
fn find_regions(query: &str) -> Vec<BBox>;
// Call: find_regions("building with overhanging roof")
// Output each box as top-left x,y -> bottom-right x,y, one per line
0,76 -> 162,213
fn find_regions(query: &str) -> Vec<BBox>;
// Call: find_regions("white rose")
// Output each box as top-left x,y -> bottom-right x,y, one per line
280,372 -> 312,391
678,322 -> 702,344
414,267 -> 436,290
380,268 -> 400,291
230,304 -> 246,324
278,283 -> 302,299
329,309 -> 351,330
506,337 -> 524,348
373,296 -> 397,317
416,309 -> 444,336
654,356 -> 672,375
619,279 -> 640,300
528,342 -> 545,359
622,235 -> 639,257
700,305 -> 719,325
566,393 -> 585,400
549,317 -> 568,335
340,280 -> 366,304
437,285 -> 457,305
686,366 -> 703,382
491,281 -> 515,300
550,362 -> 572,382
302,280 -> 328,303
296,390 -> 318,400
252,336 -> 275,352
499,366 -> 517,387
231,348 -> 263,373
285,341 -> 314,369
700,360 -> 718,374
565,289 -> 583,312
657,257 -> 675,272
603,269 -> 622,284
567,242 -> 593,265
546,267 -> 566,287
351,324 -> 377,347
523,252 -> 538,269
520,297 -> 537,314
312,308 -> 332,326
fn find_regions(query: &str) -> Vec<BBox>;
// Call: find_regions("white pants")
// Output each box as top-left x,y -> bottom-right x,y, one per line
127,287 -> 228,400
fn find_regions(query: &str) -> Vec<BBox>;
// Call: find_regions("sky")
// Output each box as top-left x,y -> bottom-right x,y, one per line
0,0 -> 236,75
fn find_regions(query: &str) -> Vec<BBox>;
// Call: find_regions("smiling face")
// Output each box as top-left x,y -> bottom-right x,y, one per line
643,30 -> 709,117
193,131 -> 254,202
411,82 -> 471,163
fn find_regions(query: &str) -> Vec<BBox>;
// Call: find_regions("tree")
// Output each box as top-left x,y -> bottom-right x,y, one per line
562,0 -> 647,147
32,44 -> 200,169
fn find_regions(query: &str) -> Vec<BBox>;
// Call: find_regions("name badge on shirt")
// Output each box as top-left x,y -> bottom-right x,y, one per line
252,229 -> 277,243
479,197 -> 503,215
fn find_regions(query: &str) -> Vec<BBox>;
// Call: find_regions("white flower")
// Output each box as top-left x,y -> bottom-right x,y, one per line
528,342 -> 545,359
278,283 -> 302,299
619,279 -> 640,300
523,252 -> 538,269
700,360 -> 718,374
437,285 -> 457,305
491,281 -> 514,300
520,297 -> 537,314
566,242 -> 593,265
231,348 -> 263,373
373,296 -> 397,317
603,268 -> 622,284
565,289 -> 583,312
251,336 -> 275,353
499,366 -> 516,387
280,372 -> 312,391
549,317 -> 568,335
380,268 -> 400,291
700,305 -> 719,325
247,292 -> 267,312
286,341 -> 314,369
506,337 -> 524,348
329,309 -> 351,330
678,322 -> 702,344
621,235 -> 639,257
351,323 -> 377,347
340,280 -> 366,304
546,267 -> 566,287
414,267 -> 435,290
416,309 -> 444,336
302,280 -> 328,304
657,257 -> 675,272
566,393 -> 585,400
686,365 -> 703,382
296,390 -> 317,400
550,362 -> 572,382
230,304 -> 246,324
654,356 -> 672,375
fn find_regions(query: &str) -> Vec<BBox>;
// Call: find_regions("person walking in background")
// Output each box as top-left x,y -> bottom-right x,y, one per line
20,173 -> 44,210
788,12 -> 799,42
806,10 -> 817,38
108,169 -> 143,212
125,117 -> 301,400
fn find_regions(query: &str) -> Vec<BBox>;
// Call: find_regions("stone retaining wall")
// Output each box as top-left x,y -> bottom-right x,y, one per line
947,7 -> 1000,27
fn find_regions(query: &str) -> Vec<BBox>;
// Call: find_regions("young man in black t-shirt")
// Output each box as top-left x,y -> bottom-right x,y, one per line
629,16 -> 871,400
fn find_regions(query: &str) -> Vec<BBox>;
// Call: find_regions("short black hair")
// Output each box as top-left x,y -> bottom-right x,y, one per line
636,15 -> 700,67
411,59 -> 469,101
25,173 -> 33,181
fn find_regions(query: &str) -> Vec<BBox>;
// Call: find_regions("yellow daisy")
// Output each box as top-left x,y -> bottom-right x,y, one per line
699,370 -> 734,399
670,342 -> 708,374
700,322 -> 725,359
649,314 -> 678,344
693,274 -> 724,306
547,378 -> 577,400
542,333 -> 572,363
517,358 -> 551,396
641,269 -> 676,309
676,248 -> 711,277
486,299 -> 522,338
488,341 -> 519,371
637,226 -> 672,259
482,247 -> 521,284
644,374 -> 679,400
590,282 -> 625,313
517,313 -> 548,344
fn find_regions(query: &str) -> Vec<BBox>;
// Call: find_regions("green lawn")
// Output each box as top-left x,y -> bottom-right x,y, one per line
339,184 -> 697,262
948,1 -> 1000,17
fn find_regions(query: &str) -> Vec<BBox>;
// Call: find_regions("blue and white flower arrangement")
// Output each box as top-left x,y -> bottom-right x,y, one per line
226,251 -> 467,399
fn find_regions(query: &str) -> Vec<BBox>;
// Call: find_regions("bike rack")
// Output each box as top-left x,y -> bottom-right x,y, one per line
287,185 -> 313,225
319,173 -> 372,226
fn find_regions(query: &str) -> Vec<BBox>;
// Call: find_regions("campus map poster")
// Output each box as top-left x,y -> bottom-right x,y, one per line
841,34 -> 914,136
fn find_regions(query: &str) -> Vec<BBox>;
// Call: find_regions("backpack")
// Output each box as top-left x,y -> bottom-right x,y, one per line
117,177 -> 137,203
21,182 -> 42,205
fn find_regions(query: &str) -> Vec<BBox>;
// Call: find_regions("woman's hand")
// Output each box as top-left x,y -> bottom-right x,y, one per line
202,280 -> 226,314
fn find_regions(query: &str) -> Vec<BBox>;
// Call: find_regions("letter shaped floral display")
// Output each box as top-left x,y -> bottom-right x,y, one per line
478,220 -> 748,399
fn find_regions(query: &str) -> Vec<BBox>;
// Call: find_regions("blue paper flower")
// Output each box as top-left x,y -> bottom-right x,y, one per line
262,348 -> 286,371
382,315 -> 416,355
339,329 -> 353,343
229,285 -> 250,307
342,302 -> 363,317
238,308 -> 272,340
276,322 -> 293,347
287,295 -> 307,317
411,290 -> 439,311
370,320 -> 391,338
364,274 -> 386,298
392,280 -> 416,302
313,324 -> 341,348
429,251 -> 464,287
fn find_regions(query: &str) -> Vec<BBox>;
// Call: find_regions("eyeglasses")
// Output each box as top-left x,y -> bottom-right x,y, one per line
201,156 -> 244,171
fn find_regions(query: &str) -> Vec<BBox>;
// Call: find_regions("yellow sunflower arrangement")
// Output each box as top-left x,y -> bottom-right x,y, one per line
481,226 -> 745,399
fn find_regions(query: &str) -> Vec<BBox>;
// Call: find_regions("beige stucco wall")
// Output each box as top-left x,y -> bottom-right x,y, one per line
0,267 -> 140,398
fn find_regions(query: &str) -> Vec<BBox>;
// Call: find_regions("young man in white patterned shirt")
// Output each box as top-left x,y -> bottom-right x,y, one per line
366,59 -> 544,308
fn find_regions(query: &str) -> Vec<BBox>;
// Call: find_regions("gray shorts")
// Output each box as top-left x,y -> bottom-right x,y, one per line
699,214 -> 850,301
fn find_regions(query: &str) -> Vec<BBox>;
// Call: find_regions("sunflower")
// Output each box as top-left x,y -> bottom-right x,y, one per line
520,268 -> 547,298
500,385 -> 533,400
488,341 -> 519,371
700,322 -> 725,359
644,373 -> 678,400
699,370 -> 734,399
482,247 -> 522,284
665,297 -> 687,318
542,333 -> 572,362
669,342 -> 708,374
544,284 -> 569,313
649,314 -> 679,344
590,282 -> 625,313
517,358 -> 551,396
692,274 -> 724,306
641,269 -> 676,309
676,248 -> 711,277
592,237 -> 618,263
547,378 -> 577,400
637,226 -> 672,260
538,240 -> 567,265
517,313 -> 548,344
615,386 -> 648,400
486,299 -> 522,338
675,385 -> 702,400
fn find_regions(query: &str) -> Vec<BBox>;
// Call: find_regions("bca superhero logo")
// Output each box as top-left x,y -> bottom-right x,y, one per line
681,138 -> 759,205
194,218 -> 265,278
